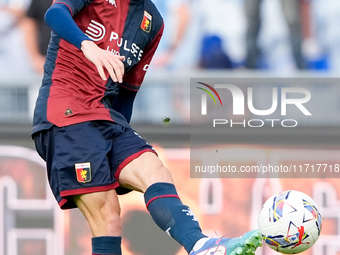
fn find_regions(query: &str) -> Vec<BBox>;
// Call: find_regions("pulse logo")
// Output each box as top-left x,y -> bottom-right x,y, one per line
196,82 -> 222,115
197,82 -> 312,128
85,20 -> 106,41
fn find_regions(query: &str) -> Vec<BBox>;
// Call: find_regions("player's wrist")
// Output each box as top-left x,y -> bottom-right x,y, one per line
80,40 -> 96,52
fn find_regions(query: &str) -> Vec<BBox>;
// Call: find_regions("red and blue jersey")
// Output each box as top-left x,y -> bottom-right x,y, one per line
32,0 -> 163,134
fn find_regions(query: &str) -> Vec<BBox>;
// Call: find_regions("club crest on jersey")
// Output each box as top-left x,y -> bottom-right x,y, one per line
141,11 -> 152,33
75,163 -> 92,183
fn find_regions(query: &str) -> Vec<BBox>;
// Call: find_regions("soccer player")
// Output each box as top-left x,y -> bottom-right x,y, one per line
32,0 -> 262,254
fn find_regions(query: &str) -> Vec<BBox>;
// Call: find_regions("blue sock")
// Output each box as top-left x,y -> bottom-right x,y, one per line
92,236 -> 122,255
144,182 -> 206,253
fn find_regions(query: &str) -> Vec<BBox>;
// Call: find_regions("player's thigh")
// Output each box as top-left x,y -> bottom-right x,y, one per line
118,151 -> 174,193
109,127 -> 173,193
73,189 -> 121,236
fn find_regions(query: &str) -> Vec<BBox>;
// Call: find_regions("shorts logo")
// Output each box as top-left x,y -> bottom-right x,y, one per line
141,11 -> 152,33
75,163 -> 92,183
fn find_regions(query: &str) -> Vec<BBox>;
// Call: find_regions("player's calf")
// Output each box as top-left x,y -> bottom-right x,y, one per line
144,182 -> 207,252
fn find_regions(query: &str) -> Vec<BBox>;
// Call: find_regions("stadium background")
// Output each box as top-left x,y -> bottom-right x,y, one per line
1,0 -> 340,255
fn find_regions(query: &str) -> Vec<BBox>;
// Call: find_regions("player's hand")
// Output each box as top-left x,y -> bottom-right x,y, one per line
80,40 -> 125,83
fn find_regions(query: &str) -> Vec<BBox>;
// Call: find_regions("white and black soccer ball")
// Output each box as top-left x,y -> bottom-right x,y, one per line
258,190 -> 322,254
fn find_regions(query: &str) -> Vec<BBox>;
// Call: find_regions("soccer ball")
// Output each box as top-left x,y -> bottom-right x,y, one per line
258,190 -> 322,254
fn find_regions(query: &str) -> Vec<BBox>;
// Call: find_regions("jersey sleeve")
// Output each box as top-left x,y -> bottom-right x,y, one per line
52,0 -> 93,16
45,2 -> 92,49
122,24 -> 164,91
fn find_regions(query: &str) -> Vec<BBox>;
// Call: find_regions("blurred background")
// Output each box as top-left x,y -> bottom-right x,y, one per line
1,0 -> 340,254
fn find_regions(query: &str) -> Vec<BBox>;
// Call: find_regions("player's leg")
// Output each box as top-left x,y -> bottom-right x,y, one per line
118,152 -> 262,255
73,190 -> 122,255
118,152 -> 207,253
33,122 -> 125,255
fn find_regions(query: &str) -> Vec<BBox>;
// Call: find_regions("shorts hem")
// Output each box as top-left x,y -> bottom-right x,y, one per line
114,149 -> 157,179
58,198 -> 69,209
60,182 -> 119,199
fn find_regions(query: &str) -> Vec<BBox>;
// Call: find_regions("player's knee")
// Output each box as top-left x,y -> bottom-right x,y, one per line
119,152 -> 174,191
157,165 -> 173,183
104,212 -> 122,234
74,190 -> 122,236
141,165 -> 174,191
146,154 -> 174,184
95,202 -> 122,235
119,163 -> 174,193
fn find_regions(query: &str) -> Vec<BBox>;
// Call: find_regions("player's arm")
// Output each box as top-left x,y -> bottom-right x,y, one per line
44,3 -> 125,82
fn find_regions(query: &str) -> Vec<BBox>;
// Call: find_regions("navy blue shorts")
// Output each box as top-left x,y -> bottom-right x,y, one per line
33,121 -> 156,209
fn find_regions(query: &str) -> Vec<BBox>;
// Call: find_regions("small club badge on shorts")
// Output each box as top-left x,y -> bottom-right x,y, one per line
75,162 -> 92,183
